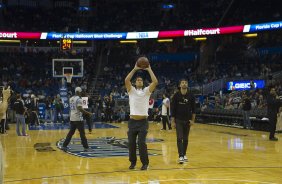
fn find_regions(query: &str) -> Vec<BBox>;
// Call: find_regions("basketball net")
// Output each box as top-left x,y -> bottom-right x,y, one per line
64,73 -> 73,83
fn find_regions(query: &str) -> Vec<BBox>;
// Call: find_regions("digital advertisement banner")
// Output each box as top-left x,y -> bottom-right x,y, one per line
45,33 -> 127,40
0,32 -> 42,39
244,21 -> 282,33
227,80 -> 265,91
1,20 -> 282,40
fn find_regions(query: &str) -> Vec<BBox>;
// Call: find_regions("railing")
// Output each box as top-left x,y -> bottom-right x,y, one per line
202,79 -> 224,95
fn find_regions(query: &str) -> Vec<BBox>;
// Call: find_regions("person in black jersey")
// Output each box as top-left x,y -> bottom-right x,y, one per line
171,79 -> 195,164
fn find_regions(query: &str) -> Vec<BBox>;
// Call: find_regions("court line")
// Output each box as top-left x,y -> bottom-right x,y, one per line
132,178 -> 277,184
5,166 -> 282,183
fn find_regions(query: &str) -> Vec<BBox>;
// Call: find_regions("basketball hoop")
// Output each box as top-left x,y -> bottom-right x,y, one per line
64,73 -> 73,83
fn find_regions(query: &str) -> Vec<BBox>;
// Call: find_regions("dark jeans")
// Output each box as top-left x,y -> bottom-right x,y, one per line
243,110 -> 251,128
0,119 -> 6,133
29,111 -> 40,125
54,109 -> 64,123
105,108 -> 113,122
83,113 -> 92,132
268,114 -> 277,139
63,121 -> 89,148
162,115 -> 171,130
127,118 -> 149,165
175,119 -> 191,157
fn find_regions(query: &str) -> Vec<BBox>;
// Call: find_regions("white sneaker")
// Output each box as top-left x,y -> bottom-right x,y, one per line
183,155 -> 188,162
178,156 -> 184,164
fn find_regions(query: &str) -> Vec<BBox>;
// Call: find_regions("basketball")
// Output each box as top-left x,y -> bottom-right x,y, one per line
136,57 -> 150,69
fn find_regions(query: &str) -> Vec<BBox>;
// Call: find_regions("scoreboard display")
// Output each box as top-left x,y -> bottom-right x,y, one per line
60,38 -> 73,51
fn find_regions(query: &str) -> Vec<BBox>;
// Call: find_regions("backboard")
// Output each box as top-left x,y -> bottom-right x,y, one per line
52,59 -> 83,78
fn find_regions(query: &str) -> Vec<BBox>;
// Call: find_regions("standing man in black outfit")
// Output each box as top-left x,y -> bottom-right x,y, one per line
242,93 -> 252,129
125,57 -> 158,170
267,87 -> 281,141
171,79 -> 195,164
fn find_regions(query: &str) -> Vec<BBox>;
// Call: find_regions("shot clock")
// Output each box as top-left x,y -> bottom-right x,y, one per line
60,38 -> 73,51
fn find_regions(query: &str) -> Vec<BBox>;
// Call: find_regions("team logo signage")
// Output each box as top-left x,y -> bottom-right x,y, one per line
57,137 -> 163,158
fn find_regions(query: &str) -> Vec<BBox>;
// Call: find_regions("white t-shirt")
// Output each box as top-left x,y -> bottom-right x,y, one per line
128,86 -> 151,116
161,97 -> 170,115
69,96 -> 83,121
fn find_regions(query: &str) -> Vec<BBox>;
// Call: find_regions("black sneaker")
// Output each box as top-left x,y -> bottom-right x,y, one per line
140,164 -> 149,170
269,137 -> 278,141
129,163 -> 136,170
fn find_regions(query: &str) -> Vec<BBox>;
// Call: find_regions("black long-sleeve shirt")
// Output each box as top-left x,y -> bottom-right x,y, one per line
267,94 -> 281,116
171,91 -> 195,121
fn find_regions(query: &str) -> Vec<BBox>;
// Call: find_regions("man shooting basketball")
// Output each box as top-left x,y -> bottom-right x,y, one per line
124,57 -> 158,170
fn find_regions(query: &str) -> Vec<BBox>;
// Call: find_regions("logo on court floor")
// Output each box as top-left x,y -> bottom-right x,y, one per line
57,137 -> 164,158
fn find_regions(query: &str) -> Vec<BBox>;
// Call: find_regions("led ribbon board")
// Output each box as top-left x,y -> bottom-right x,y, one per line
0,21 -> 282,40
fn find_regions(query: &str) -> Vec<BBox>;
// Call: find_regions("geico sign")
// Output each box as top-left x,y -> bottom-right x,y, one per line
0,32 -> 17,38
235,83 -> 256,89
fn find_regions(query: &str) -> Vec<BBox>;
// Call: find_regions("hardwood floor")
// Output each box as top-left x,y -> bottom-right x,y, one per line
0,122 -> 281,184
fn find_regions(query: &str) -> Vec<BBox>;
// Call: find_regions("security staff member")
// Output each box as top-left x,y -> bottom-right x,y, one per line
124,58 -> 158,170
171,79 -> 195,164
267,87 -> 281,141
62,87 -> 93,151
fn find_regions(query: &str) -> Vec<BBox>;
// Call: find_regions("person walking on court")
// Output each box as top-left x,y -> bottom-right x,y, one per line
62,87 -> 93,151
161,93 -> 172,130
125,57 -> 158,170
171,79 -> 195,164
267,87 -> 281,141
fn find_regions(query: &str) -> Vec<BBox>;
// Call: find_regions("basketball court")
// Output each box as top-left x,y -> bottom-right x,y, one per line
0,51 -> 281,184
1,122 -> 281,184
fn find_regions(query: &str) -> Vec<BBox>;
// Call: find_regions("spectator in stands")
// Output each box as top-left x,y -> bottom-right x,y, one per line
14,94 -> 28,136
148,97 -> 155,121
104,95 -> 113,123
161,93 -> 171,130
96,95 -> 103,121
45,96 -> 52,121
82,92 -> 93,134
250,80 -> 255,89
53,96 -> 64,123
29,94 -> 40,126
267,87 -> 281,141
242,93 -> 252,129
119,107 -> 126,122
